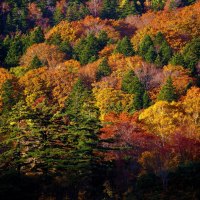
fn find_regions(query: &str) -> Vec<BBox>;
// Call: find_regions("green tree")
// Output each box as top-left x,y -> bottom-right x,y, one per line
157,76 -> 177,102
53,8 -> 64,25
65,78 -> 91,118
4,36 -> 23,68
143,91 -> 151,108
170,53 -> 185,66
29,27 -> 45,46
74,33 -> 100,65
139,35 -> 154,57
98,31 -> 109,49
144,46 -> 157,63
66,2 -> 89,22
122,70 -> 145,110
1,79 -> 19,113
182,38 -> 200,74
118,1 -> 137,18
159,40 -> 173,65
115,36 -> 135,56
100,0 -> 118,19
154,32 -> 165,45
96,57 -> 112,81
29,55 -> 43,69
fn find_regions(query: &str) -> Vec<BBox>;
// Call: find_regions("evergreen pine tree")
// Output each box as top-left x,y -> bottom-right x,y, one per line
53,8 -> 64,25
155,54 -> 163,68
100,0 -> 118,19
139,35 -> 154,57
74,33 -> 100,65
144,45 -> 157,63
29,55 -> 43,69
115,36 -> 135,56
182,37 -> 200,74
5,37 -> 23,68
122,70 -> 145,110
159,40 -> 173,65
143,91 -> 151,108
98,31 -> 109,49
157,76 -> 177,102
29,27 -> 44,46
1,79 -> 19,113
154,32 -> 165,45
118,1 -> 137,18
170,53 -> 185,66
65,78 -> 91,119
96,57 -> 112,81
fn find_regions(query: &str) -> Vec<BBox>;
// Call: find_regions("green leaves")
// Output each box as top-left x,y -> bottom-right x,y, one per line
157,76 -> 177,102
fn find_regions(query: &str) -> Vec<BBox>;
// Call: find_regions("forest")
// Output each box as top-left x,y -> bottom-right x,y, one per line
0,0 -> 200,199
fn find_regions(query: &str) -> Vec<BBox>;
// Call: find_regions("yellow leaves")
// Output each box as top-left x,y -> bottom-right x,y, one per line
93,87 -> 134,120
19,66 -> 78,108
139,101 -> 185,138
182,87 -> 200,127
45,21 -> 77,42
57,59 -> 81,74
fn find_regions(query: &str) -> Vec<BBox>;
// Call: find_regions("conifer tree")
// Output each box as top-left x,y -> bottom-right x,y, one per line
143,91 -> 151,108
115,36 -> 135,56
145,45 -> 157,63
4,37 -> 23,68
122,70 -> 145,110
74,33 -> 100,65
157,76 -> 177,102
29,55 -> 43,69
29,27 -> 44,46
100,0 -> 118,19
98,31 -> 109,49
1,79 -> 17,113
182,37 -> 200,74
154,32 -> 165,45
96,57 -> 112,81
139,35 -> 154,57
159,40 -> 173,65
53,8 -> 64,25
170,53 -> 185,66
65,78 -> 91,119
118,1 -> 137,18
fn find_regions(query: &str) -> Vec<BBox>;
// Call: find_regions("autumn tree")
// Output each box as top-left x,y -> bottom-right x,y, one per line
20,43 -> 65,68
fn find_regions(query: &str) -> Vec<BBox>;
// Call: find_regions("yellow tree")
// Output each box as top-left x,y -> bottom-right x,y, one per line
139,101 -> 185,141
182,87 -> 200,128
93,87 -> 134,120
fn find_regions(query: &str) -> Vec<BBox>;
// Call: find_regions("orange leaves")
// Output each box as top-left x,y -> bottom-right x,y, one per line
20,43 -> 65,68
163,64 -> 194,95
45,16 -> 121,45
131,2 -> 200,51
19,63 -> 79,108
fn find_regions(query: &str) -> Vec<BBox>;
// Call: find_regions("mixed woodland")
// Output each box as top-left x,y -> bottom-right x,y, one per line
0,0 -> 200,199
